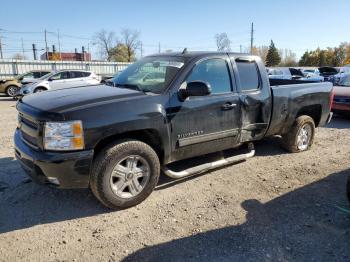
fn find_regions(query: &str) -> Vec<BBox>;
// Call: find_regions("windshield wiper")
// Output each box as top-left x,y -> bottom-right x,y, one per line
115,84 -> 146,94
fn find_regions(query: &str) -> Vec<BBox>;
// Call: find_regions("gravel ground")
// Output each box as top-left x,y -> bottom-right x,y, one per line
0,94 -> 349,262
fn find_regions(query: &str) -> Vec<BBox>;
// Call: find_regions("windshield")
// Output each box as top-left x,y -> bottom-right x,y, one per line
39,71 -> 57,80
111,56 -> 185,94
338,75 -> 350,86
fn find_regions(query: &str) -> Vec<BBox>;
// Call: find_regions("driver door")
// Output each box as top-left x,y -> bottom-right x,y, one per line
169,56 -> 242,162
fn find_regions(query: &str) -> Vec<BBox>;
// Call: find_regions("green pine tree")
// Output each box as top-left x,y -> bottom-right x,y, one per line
265,40 -> 281,67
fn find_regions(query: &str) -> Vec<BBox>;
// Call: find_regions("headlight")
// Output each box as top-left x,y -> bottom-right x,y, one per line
44,121 -> 84,151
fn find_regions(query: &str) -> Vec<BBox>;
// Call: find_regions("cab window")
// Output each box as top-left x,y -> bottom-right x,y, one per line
236,60 -> 260,91
186,58 -> 232,94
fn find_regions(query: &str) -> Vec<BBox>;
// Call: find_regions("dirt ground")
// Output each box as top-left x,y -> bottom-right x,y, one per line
0,94 -> 349,262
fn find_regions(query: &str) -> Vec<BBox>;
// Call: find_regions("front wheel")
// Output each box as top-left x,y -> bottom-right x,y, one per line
90,139 -> 160,209
281,115 -> 315,153
5,85 -> 19,97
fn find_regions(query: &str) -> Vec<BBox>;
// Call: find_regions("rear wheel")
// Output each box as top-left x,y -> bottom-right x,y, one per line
281,115 -> 315,153
5,85 -> 19,97
34,87 -> 47,93
90,139 -> 160,209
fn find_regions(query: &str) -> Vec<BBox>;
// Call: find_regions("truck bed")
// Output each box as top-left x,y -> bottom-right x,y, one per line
266,81 -> 333,136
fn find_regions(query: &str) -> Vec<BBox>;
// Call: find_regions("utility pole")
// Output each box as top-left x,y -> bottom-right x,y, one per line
57,29 -> 62,60
158,42 -> 161,53
240,45 -> 242,53
21,38 -> 25,59
250,22 -> 254,54
0,34 -> 3,59
140,42 -> 143,57
32,44 -> 37,60
44,29 -> 49,60
82,46 -> 85,61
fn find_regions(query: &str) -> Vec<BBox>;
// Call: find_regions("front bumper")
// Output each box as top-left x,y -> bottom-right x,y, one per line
14,129 -> 94,189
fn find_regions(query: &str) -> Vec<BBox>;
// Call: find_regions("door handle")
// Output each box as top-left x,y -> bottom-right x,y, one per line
221,102 -> 237,110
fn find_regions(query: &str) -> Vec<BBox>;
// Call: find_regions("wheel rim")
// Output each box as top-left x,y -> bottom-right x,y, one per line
7,86 -> 18,96
297,124 -> 312,151
109,155 -> 150,199
35,88 -> 44,93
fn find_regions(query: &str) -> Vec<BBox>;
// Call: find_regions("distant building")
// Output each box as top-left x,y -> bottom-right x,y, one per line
40,52 -> 91,61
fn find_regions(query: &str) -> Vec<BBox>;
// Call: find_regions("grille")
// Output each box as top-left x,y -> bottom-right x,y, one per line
19,114 -> 40,148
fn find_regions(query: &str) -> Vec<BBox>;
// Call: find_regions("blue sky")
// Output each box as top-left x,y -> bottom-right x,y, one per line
0,0 -> 349,59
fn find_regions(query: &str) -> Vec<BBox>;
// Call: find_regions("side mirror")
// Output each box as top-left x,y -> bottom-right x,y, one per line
48,78 -> 53,82
178,81 -> 211,101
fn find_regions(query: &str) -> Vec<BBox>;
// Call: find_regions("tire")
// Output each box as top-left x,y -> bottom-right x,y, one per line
281,115 -> 315,153
90,139 -> 160,209
5,85 -> 19,97
34,87 -> 47,93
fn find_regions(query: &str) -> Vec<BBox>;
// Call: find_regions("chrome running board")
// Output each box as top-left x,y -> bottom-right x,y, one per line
163,143 -> 255,179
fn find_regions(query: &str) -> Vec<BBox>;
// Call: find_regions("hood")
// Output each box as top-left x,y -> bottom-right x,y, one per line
21,85 -> 145,113
0,78 -> 16,83
334,86 -> 350,97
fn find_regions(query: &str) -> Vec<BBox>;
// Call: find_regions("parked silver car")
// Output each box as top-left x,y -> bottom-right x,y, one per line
20,70 -> 101,95
268,67 -> 323,82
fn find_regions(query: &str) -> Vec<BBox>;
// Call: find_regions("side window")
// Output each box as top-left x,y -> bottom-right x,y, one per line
61,71 -> 70,79
236,60 -> 260,91
186,58 -> 232,94
70,71 -> 84,78
82,72 -> 91,77
51,71 -> 69,80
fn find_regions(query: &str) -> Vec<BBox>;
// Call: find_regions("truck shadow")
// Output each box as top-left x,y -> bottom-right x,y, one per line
0,145 -> 348,237
0,156 -> 111,234
124,169 -> 350,262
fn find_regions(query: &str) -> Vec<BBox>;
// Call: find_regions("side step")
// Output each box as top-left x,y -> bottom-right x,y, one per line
163,143 -> 255,179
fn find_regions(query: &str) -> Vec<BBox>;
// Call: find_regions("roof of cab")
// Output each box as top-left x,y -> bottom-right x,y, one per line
147,51 -> 256,59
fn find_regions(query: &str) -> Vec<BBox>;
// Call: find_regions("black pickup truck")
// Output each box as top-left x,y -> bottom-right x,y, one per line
14,52 -> 333,209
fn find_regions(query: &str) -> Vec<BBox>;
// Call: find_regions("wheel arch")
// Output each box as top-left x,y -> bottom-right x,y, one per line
93,129 -> 165,164
34,86 -> 48,92
296,104 -> 322,127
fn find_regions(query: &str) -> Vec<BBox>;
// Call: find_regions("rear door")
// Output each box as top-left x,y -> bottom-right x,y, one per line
169,55 -> 242,161
67,71 -> 85,87
230,56 -> 272,142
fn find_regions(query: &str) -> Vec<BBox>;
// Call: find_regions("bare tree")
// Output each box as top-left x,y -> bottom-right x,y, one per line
119,29 -> 141,62
215,33 -> 231,52
94,29 -> 116,61
12,53 -> 27,60
279,49 -> 297,66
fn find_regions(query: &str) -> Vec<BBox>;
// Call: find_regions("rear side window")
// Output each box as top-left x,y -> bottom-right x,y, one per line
236,60 -> 260,91
187,58 -> 232,94
70,71 -> 84,78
